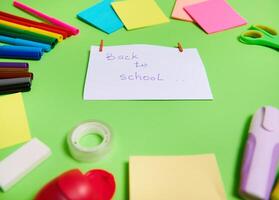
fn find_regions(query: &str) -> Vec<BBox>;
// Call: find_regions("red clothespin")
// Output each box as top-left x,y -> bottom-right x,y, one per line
99,40 -> 104,52
177,42 -> 183,52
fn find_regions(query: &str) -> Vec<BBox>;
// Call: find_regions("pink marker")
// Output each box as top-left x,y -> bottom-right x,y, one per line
13,0 -> 79,35
240,106 -> 279,200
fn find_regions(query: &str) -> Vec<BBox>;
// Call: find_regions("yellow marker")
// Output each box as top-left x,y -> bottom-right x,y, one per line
272,181 -> 279,200
0,19 -> 63,42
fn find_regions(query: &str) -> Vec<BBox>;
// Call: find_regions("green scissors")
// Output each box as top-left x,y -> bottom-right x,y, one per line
239,24 -> 279,50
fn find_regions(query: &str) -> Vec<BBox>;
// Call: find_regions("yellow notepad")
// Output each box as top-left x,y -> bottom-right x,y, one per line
0,93 -> 31,149
129,154 -> 227,200
112,0 -> 169,30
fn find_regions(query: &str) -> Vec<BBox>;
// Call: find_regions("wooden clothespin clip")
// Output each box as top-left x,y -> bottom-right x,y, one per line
99,39 -> 104,52
177,42 -> 183,52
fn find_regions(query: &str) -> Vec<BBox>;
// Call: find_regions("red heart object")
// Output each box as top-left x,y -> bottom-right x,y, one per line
35,169 -> 116,200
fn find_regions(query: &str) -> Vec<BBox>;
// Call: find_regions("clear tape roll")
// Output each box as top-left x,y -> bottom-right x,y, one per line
67,121 -> 112,162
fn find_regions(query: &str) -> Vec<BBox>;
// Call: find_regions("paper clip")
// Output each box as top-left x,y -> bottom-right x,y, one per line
177,42 -> 183,52
99,40 -> 104,52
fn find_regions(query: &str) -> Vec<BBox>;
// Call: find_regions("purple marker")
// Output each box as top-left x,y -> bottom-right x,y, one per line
240,106 -> 279,200
0,62 -> 29,68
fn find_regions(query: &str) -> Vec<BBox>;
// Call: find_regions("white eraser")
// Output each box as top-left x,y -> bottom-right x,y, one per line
0,138 -> 51,191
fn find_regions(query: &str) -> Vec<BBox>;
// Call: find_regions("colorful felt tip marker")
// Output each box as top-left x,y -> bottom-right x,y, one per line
0,45 -> 43,60
13,0 -> 79,35
240,106 -> 279,200
0,62 -> 29,68
0,11 -> 69,38
0,24 -> 58,48
0,35 -> 51,52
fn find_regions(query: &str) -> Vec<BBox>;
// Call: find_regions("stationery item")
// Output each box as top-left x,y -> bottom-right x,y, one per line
239,25 -> 279,50
0,77 -> 31,86
14,0 -> 79,35
272,181 -> 279,200
0,19 -> 63,42
0,83 -> 31,95
184,0 -> 247,34
67,121 -> 112,162
0,45 -> 43,60
0,24 -> 58,47
0,93 -> 31,149
129,155 -> 227,200
111,0 -> 169,30
0,62 -> 29,68
0,138 -> 51,191
0,72 -> 33,79
35,169 -> 116,200
0,11 -> 69,38
99,39 -> 104,52
177,42 -> 183,52
0,35 -> 51,52
172,0 -> 205,22
84,45 -> 213,100
240,106 -> 279,200
77,0 -> 123,34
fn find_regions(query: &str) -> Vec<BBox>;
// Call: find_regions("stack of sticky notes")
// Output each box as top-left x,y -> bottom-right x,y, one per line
77,0 -> 169,34
0,62 -> 33,94
129,155 -> 227,200
0,2 -> 77,60
172,0 -> 247,34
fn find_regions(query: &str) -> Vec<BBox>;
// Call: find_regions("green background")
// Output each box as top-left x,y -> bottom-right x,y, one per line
0,0 -> 278,199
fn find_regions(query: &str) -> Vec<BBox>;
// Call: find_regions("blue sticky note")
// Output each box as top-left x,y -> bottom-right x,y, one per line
77,0 -> 123,34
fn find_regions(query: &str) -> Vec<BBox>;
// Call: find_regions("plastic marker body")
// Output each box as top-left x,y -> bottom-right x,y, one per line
0,35 -> 51,52
0,45 -> 43,60
13,0 -> 79,35
240,106 -> 279,200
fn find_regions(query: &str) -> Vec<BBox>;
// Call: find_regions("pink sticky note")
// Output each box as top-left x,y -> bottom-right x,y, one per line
172,0 -> 206,22
184,0 -> 247,34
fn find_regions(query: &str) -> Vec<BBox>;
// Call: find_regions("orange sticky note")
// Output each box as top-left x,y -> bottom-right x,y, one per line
172,0 -> 206,22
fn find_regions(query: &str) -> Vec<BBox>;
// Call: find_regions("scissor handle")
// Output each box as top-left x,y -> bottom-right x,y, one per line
239,30 -> 279,50
250,25 -> 278,38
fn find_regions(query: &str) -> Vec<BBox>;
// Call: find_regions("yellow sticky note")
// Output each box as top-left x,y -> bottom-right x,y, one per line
129,154 -> 227,200
112,0 -> 169,30
0,93 -> 31,149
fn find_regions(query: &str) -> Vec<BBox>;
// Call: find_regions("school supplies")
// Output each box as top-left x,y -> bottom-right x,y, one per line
239,25 -> 279,50
0,93 -> 31,149
77,0 -> 123,34
0,35 -> 51,52
35,169 -> 115,200
84,45 -> 213,100
111,0 -> 169,30
240,106 -> 279,200
67,121 -> 112,162
0,138 -> 51,191
0,19 -> 63,42
184,0 -> 246,34
0,62 -> 28,68
129,155 -> 227,200
172,0 -> 205,22
13,0 -> 79,35
0,11 -> 69,38
0,45 -> 43,60
0,24 -> 58,48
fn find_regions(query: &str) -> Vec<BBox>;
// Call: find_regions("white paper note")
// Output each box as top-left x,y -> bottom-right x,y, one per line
84,45 -> 213,100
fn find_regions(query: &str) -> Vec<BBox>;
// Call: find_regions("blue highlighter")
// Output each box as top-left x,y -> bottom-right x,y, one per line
0,45 -> 44,60
0,35 -> 51,52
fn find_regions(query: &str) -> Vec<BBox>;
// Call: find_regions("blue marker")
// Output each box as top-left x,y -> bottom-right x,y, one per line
0,45 -> 44,60
0,35 -> 51,52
